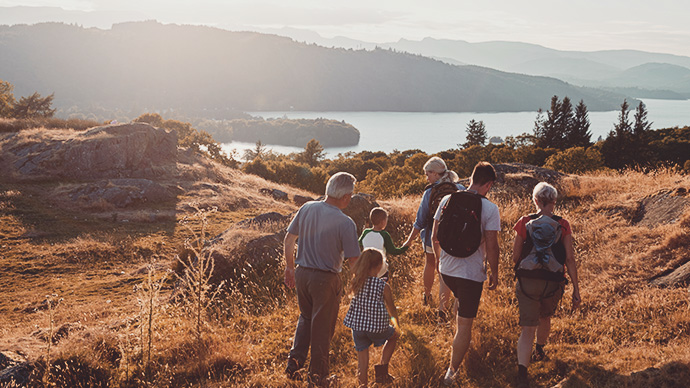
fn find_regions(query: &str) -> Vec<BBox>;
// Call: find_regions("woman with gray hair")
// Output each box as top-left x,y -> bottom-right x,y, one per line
512,181 -> 581,388
403,156 -> 464,319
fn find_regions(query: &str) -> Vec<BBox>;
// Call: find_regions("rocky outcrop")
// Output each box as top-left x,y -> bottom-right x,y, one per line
0,351 -> 32,386
65,179 -> 179,208
650,261 -> 690,288
491,163 -> 567,196
3,122 -> 177,181
633,188 -> 689,228
343,193 -> 379,233
294,194 -> 314,206
260,188 -> 288,201
236,212 -> 292,228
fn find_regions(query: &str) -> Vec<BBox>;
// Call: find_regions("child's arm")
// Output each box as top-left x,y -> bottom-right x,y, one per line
358,228 -> 370,249
381,230 -> 409,255
383,283 -> 400,330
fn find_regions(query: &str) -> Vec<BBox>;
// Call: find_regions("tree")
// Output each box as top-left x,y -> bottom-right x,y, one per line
11,92 -> 55,118
613,99 -> 632,138
633,101 -> 652,136
0,79 -> 15,118
567,100 -> 592,148
600,99 -> 652,169
243,140 -> 268,161
462,119 -> 487,148
296,138 -> 325,167
534,96 -> 573,150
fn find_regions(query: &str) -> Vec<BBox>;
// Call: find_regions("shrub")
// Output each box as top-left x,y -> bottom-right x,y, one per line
544,146 -> 604,174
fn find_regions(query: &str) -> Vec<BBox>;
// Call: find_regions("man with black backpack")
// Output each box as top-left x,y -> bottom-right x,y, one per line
432,162 -> 501,386
512,182 -> 581,388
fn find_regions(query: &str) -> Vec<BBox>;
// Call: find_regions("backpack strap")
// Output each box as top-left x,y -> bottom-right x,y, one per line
513,213 -> 565,273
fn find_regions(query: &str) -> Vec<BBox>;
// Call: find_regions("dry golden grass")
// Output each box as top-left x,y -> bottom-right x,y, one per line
1,167 -> 690,387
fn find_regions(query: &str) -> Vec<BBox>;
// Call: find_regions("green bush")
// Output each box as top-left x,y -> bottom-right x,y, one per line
544,146 -> 604,174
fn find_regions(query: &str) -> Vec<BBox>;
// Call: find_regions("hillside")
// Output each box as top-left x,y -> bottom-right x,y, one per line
272,32 -> 690,98
0,22 -> 631,114
1,122 -> 690,386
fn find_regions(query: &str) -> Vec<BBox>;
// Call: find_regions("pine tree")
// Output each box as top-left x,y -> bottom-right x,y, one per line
601,99 -> 638,169
297,138 -> 326,166
633,101 -> 652,136
566,99 -> 592,148
463,119 -> 487,148
613,99 -> 632,137
535,95 -> 572,150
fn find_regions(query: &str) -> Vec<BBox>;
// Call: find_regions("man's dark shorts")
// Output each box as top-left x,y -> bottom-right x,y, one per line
441,274 -> 484,318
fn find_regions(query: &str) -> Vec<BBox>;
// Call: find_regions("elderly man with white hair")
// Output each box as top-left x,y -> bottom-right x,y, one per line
284,172 -> 361,386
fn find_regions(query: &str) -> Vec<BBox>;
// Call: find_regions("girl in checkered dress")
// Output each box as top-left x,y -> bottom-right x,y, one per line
344,248 -> 400,387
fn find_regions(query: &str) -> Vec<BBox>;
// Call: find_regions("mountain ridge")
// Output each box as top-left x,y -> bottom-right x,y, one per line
0,21 -> 633,115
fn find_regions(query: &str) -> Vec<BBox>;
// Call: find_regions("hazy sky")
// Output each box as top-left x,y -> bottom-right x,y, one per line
2,0 -> 690,57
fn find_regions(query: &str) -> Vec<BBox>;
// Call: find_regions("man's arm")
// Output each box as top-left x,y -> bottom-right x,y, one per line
284,232 -> 298,288
485,230 -> 500,290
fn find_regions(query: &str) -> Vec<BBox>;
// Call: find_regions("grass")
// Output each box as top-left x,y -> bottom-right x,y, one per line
1,167 -> 689,387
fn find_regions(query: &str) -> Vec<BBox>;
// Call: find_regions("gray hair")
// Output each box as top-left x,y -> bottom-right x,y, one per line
326,172 -> 356,199
423,156 -> 459,183
533,182 -> 558,205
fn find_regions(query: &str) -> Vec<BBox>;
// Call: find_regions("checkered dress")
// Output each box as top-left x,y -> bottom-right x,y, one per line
344,277 -> 390,332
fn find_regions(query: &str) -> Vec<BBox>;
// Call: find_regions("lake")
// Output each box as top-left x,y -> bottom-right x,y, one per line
222,99 -> 690,157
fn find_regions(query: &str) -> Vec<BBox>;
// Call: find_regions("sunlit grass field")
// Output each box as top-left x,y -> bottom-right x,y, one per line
1,168 -> 689,387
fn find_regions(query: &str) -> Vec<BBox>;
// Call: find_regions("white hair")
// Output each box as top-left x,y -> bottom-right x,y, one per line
423,156 -> 459,183
533,182 -> 558,205
326,172 -> 356,199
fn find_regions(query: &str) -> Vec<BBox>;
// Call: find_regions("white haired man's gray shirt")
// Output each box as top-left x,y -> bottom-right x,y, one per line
287,200 -> 360,273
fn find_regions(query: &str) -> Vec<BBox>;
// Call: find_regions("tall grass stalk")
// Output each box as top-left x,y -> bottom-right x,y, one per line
43,293 -> 60,386
177,207 -> 225,341
135,255 -> 164,375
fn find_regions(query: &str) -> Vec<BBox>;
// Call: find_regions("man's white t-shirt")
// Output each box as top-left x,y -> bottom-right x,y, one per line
433,193 -> 501,282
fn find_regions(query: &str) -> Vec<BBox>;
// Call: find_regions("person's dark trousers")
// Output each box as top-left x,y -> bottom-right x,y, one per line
289,266 -> 342,381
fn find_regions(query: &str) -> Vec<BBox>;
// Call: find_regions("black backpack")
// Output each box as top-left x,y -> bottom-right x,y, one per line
437,191 -> 483,258
425,181 -> 459,227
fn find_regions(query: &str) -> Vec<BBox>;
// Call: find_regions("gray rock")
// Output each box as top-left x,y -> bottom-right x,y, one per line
342,193 -> 379,234
650,260 -> 690,288
236,212 -> 291,228
0,361 -> 33,386
68,179 -> 177,208
294,194 -> 314,206
260,188 -> 289,201
3,122 -> 178,181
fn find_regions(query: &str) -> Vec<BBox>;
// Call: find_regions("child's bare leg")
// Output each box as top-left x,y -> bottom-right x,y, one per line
358,348 -> 370,387
380,330 -> 399,365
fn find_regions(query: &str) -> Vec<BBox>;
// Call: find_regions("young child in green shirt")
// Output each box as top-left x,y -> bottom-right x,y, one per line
359,207 -> 409,279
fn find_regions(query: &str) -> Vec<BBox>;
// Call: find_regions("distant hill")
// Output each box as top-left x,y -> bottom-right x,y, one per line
379,39 -> 690,98
0,22 -> 632,114
265,30 -> 690,99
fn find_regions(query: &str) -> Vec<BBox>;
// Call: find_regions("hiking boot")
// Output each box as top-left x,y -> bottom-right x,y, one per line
517,365 -> 529,388
442,367 -> 458,386
423,293 -> 431,306
531,344 -> 547,362
285,357 -> 302,380
374,364 -> 395,384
